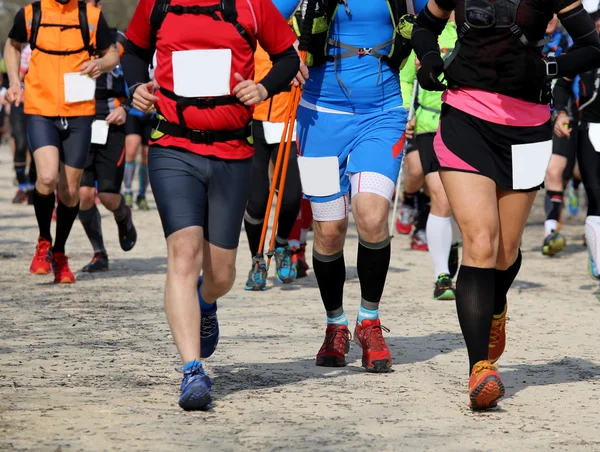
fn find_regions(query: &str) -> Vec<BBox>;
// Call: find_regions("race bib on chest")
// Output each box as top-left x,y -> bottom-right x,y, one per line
172,49 -> 232,98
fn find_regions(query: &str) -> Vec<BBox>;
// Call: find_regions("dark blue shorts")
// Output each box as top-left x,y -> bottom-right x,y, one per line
27,115 -> 94,169
149,146 -> 252,249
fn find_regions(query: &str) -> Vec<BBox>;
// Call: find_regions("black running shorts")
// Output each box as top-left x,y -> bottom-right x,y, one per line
27,115 -> 94,169
80,125 -> 126,194
149,146 -> 252,248
125,114 -> 152,146
415,132 -> 440,176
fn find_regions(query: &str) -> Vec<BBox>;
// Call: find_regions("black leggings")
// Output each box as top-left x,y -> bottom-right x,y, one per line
245,121 -> 302,240
578,124 -> 600,216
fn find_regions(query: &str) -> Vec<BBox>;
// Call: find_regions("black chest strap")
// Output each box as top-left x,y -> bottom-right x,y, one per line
30,1 -> 93,57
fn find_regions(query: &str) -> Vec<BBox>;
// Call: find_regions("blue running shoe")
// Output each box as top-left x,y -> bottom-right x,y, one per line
588,253 -> 600,280
567,181 -> 580,217
274,247 -> 297,284
198,276 -> 219,358
178,362 -> 212,411
245,259 -> 267,291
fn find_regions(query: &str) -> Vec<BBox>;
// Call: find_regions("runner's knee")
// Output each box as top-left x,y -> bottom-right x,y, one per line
461,227 -> 499,267
79,186 -> 96,209
36,170 -> 58,191
204,265 -> 235,299
314,219 -> 346,254
168,235 -> 203,277
58,183 -> 80,206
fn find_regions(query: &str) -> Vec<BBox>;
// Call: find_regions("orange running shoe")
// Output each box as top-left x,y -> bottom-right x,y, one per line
51,252 -> 75,284
489,303 -> 507,364
316,324 -> 351,367
468,360 -> 505,410
29,237 -> 52,275
354,319 -> 392,372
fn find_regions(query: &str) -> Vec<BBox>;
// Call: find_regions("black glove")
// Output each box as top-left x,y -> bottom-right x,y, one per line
417,52 -> 447,92
495,54 -> 547,87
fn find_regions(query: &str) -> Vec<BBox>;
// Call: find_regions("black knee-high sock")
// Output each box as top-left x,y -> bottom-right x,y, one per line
415,192 -> 431,232
28,161 -> 37,186
357,238 -> 391,310
313,249 -> 346,316
53,201 -> 80,253
455,265 -> 495,372
244,213 -> 264,258
544,190 -> 563,222
79,205 -> 105,254
15,165 -> 27,186
33,189 -> 55,242
403,191 -> 418,209
494,250 -> 522,315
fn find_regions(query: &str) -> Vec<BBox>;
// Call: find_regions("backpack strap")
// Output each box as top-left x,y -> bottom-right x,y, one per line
150,0 -> 171,55
29,1 -> 42,51
220,0 -> 255,51
78,1 -> 93,56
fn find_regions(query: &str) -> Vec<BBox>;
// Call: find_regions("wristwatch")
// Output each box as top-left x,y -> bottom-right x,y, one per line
544,56 -> 559,78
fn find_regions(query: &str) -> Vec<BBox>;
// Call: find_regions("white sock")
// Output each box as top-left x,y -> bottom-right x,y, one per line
585,216 -> 600,266
545,219 -> 559,237
426,214 -> 452,277
288,239 -> 301,249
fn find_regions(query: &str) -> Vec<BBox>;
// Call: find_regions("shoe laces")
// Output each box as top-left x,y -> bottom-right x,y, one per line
471,360 -> 498,375
324,327 -> 351,351
53,253 -> 69,266
413,229 -> 427,244
176,363 -> 207,388
489,313 -> 507,345
251,261 -> 267,283
436,273 -> 453,288
35,241 -> 51,260
200,314 -> 218,338
362,323 -> 390,352
276,247 -> 293,270
400,206 -> 414,224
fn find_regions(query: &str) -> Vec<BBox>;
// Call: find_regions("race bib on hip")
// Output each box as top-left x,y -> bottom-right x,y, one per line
511,140 -> 552,190
263,121 -> 297,145
297,156 -> 341,197
172,49 -> 231,98
588,123 -> 600,153
64,72 -> 96,103
91,120 -> 109,145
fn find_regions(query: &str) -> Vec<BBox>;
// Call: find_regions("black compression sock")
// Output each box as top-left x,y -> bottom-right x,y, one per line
455,265 -> 495,373
494,250 -> 522,315
544,190 -> 563,222
357,238 -> 391,309
403,191 -> 418,209
79,205 -> 106,254
33,189 -> 55,242
313,249 -> 346,313
244,213 -> 264,258
415,193 -> 431,231
15,165 -> 27,186
53,201 -> 80,254
28,162 -> 37,186
113,195 -> 128,223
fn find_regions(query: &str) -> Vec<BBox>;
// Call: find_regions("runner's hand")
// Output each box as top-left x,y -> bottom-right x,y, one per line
405,116 -> 416,140
292,62 -> 309,87
80,60 -> 102,79
6,83 -> 24,107
133,81 -> 159,113
233,72 -> 268,106
554,111 -> 571,138
106,106 -> 127,126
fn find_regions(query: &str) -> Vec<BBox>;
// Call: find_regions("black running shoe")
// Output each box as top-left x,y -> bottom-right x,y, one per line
433,273 -> 456,301
117,206 -> 137,252
82,252 -> 109,272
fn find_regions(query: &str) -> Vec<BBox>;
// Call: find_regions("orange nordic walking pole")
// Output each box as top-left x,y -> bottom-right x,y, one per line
255,74 -> 303,268
253,0 -> 317,270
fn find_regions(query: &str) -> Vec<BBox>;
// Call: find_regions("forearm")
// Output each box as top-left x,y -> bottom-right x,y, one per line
556,4 -> 600,78
553,77 -> 573,112
260,45 -> 300,98
122,39 -> 152,91
4,40 -> 22,87
97,45 -> 120,73
411,1 -> 454,61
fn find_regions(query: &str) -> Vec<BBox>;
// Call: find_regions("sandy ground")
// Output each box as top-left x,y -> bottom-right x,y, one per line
1,144 -> 600,452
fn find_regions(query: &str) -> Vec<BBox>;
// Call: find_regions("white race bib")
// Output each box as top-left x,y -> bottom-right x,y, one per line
64,72 -> 96,103
588,123 -> 600,153
263,121 -> 297,145
91,120 -> 109,145
297,156 -> 341,197
172,49 -> 231,98
511,140 -> 552,190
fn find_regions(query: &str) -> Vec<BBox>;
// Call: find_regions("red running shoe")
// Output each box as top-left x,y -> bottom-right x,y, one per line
395,205 -> 415,235
411,229 -> 428,251
52,252 -> 75,284
316,324 -> 351,367
354,318 -> 392,372
30,237 -> 52,275
469,360 -> 505,410
292,244 -> 310,279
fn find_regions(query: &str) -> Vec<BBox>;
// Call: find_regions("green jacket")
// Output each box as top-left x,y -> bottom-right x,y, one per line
401,23 -> 457,135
